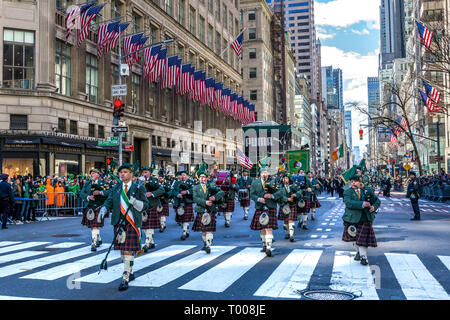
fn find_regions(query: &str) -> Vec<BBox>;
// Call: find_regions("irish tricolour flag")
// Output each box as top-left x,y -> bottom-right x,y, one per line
332,144 -> 344,161
120,188 -> 140,242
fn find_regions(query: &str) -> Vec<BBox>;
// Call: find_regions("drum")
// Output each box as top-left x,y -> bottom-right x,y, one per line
216,170 -> 230,191
238,188 -> 249,201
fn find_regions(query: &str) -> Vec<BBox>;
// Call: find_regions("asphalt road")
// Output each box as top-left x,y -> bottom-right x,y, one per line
0,192 -> 449,300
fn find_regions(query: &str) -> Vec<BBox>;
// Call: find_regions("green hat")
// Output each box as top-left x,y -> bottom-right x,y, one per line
141,166 -> 150,172
89,168 -> 100,174
350,175 -> 361,181
118,163 -> 133,173
176,170 -> 187,175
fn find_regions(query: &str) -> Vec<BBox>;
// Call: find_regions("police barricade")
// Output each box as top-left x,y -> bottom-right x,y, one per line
34,192 -> 84,220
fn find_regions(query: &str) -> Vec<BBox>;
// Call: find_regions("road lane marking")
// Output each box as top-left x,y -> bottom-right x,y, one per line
0,241 -> 22,248
0,242 -> 51,255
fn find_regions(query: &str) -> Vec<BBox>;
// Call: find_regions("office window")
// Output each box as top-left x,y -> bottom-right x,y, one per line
88,124 -> 95,137
165,0 -> 173,16
248,28 -> 256,40
111,0 -> 122,20
85,53 -> 98,103
208,0 -> 213,13
3,29 -> 35,89
228,11 -> 233,34
249,48 -> 256,59
152,135 -> 156,146
131,73 -> 140,112
189,6 -> 196,35
167,138 -> 171,148
157,136 -> 162,147
223,5 -> 227,29
250,90 -> 257,101
98,125 -> 105,139
248,10 -> 256,21
58,118 -> 66,133
297,16 -> 308,20
178,0 -> 185,25
216,31 -> 221,55
10,115 -> 27,130
249,67 -> 257,79
208,24 -> 214,48
132,12 -> 142,33
70,120 -> 78,135
55,40 -> 71,96
215,1 -> 221,21
199,16 -> 205,43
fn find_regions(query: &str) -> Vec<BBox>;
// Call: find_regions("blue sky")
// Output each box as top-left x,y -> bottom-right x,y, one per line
315,0 -> 381,154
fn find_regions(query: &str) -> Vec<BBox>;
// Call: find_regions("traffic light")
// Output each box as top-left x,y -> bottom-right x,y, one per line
106,157 -> 113,166
392,159 -> 395,164
113,99 -> 125,125
359,129 -> 363,140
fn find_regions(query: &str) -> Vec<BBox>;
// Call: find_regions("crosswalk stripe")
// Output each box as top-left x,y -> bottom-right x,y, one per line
130,246 -> 236,288
45,242 -> 85,249
437,256 -> 450,272
385,253 -> 450,300
0,245 -> 108,278
0,251 -> 48,264
76,245 -> 196,284
0,242 -> 50,255
21,251 -> 121,281
0,241 -> 22,248
179,247 -> 266,293
0,295 -> 54,300
254,249 -> 322,298
330,251 -> 379,300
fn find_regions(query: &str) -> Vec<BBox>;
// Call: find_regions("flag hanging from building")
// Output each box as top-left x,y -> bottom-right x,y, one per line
76,4 -> 105,47
236,147 -> 253,170
161,56 -> 181,89
122,32 -> 144,68
103,22 -> 130,54
390,132 -> 398,148
176,63 -> 193,95
97,21 -> 120,59
422,79 -> 441,104
231,33 -> 243,57
415,21 -> 434,49
419,89 -> 441,113
332,144 -> 344,161
65,4 -> 87,43
149,48 -> 167,83
143,44 -> 161,76
131,36 -> 149,65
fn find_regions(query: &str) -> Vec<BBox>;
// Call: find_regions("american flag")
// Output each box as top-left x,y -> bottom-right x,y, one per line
230,94 -> 238,119
76,4 -> 105,48
176,63 -> 193,95
122,33 -> 143,68
149,48 -> 167,83
97,21 -> 120,59
236,97 -> 244,122
213,82 -> 223,110
161,56 -> 181,89
400,117 -> 407,131
103,22 -> 130,54
422,79 -> 441,104
192,71 -> 204,102
143,44 -> 161,76
66,4 -> 90,44
204,78 -> 216,106
249,104 -> 256,123
416,21 -> 433,49
231,33 -> 243,57
131,36 -> 149,65
419,90 -> 439,112
222,88 -> 231,115
243,100 -> 250,124
236,147 -> 253,170
390,132 -> 398,148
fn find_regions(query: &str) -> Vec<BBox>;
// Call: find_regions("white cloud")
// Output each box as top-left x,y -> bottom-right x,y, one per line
315,0 -> 380,29
317,32 -> 336,40
351,29 -> 370,35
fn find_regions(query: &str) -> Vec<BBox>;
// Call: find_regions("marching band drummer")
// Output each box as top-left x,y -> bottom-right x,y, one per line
277,172 -> 303,242
220,173 -> 239,228
300,171 -> 322,229
250,165 -> 282,257
237,169 -> 253,220
192,168 -> 225,254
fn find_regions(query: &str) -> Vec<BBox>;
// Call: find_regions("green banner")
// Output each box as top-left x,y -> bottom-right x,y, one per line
286,150 -> 310,174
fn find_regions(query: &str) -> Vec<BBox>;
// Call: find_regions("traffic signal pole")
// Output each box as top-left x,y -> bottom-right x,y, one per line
118,30 -> 123,166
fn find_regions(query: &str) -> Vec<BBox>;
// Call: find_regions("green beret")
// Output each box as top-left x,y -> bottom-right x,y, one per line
177,170 -> 187,175
350,175 -> 361,181
118,163 -> 133,172
89,168 -> 100,174
141,166 -> 150,171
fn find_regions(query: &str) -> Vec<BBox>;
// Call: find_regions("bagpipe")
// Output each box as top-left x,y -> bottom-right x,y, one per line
205,182 -> 225,212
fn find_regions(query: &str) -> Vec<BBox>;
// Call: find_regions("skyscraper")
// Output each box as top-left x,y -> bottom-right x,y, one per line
332,68 -> 343,111
379,0 -> 406,69
321,66 -> 343,111
345,110 -> 353,150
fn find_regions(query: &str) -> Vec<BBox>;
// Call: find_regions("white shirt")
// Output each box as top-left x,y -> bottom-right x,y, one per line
122,181 -> 132,194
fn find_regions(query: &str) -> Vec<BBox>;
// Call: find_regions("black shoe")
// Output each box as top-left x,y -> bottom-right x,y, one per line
129,273 -> 135,282
284,234 -> 290,239
149,243 -> 155,249
311,216 -> 315,221
302,225 -> 308,230
118,279 -> 129,291
260,246 -> 266,253
410,217 -> 421,221
180,234 -> 186,240
201,243 -> 207,251
354,252 -> 361,261
289,236 -> 295,242
225,222 -> 230,228
159,226 -> 166,233
186,233 -> 190,238
297,222 -> 303,229
244,216 -> 248,220
266,248 -> 272,257
205,246 -> 211,254
360,257 -> 368,266
143,245 -> 149,253
96,239 -> 102,247
2,226 -> 7,229
91,244 -> 97,252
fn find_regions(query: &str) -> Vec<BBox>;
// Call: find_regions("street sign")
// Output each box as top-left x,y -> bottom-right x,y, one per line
112,126 -> 128,133
403,163 -> 411,171
112,84 -> 127,97
107,136 -> 119,142
98,140 -> 119,146
125,145 -> 134,151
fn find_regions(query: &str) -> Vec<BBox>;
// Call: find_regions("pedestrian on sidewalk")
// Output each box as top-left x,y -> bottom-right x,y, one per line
406,171 -> 421,221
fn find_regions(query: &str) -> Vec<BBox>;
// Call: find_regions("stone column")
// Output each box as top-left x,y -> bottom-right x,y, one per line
49,152 -> 55,176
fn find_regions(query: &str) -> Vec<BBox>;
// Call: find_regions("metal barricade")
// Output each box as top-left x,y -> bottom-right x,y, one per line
35,192 -> 84,219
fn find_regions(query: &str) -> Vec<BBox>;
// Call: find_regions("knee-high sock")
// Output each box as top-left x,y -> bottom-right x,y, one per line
205,233 -> 213,246
353,242 -> 359,254
302,214 -> 308,225
244,207 -> 249,215
160,216 -> 166,227
312,209 -> 316,218
144,229 -> 154,245
289,223 -> 295,237
265,234 -> 273,249
201,233 -> 206,245
91,229 -> 98,242
123,255 -> 134,281
359,246 -> 368,258
260,233 -> 266,247
225,212 -> 232,223
182,222 -> 189,233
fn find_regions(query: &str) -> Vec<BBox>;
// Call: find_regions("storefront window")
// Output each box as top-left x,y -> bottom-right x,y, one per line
55,159 -> 79,177
2,158 -> 33,177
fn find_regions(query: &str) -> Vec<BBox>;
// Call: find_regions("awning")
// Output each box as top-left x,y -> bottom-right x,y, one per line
86,144 -> 118,150
41,138 -> 84,148
152,148 -> 173,157
5,138 -> 41,144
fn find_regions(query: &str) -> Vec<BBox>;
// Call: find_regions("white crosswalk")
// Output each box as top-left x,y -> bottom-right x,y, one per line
0,241 -> 449,300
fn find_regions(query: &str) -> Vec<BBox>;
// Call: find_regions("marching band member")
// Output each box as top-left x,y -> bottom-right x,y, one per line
300,172 -> 321,229
220,173 -> 239,228
140,167 -> 165,252
97,164 -> 148,291
170,170 -> 194,240
192,169 -> 224,254
277,173 -> 303,242
342,175 -> 380,265
237,169 -> 252,220
80,168 -> 110,252
250,166 -> 282,257
158,172 -> 171,231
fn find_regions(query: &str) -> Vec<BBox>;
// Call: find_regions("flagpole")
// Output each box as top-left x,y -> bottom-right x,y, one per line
220,27 -> 247,58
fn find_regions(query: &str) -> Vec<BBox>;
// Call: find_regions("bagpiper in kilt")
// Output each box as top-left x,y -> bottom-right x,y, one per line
299,172 -> 322,230
250,168 -> 282,257
157,173 -> 171,232
220,175 -> 239,228
97,163 -> 149,291
342,175 -> 380,266
80,168 -> 111,252
140,167 -> 165,252
237,170 -> 252,220
169,170 -> 195,240
192,170 -> 225,254
277,173 -> 303,242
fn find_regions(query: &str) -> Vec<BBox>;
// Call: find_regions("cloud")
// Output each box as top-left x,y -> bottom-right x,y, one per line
351,29 -> 370,35
315,0 -> 380,29
317,32 -> 336,40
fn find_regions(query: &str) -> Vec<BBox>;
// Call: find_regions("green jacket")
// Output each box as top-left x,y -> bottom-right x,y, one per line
143,179 -> 165,208
193,183 -> 225,214
169,178 -> 194,206
250,178 -> 283,210
80,179 -> 111,209
102,181 -> 149,228
305,178 -> 320,196
277,183 -> 303,206
342,187 -> 380,223
237,176 -> 252,189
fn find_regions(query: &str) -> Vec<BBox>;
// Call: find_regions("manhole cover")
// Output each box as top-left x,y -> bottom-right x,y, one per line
51,234 -> 80,237
300,289 -> 358,300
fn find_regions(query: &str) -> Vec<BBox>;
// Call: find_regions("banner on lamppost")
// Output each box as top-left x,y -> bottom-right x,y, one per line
286,150 -> 310,175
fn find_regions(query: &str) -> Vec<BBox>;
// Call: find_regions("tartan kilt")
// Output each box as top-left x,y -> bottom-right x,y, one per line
250,208 -> 279,230
175,203 -> 195,223
192,211 -> 217,232
160,203 -> 170,217
81,207 -> 104,228
342,221 -> 377,247
141,207 -> 161,229
278,204 -> 298,221
113,224 -> 141,252
239,199 -> 251,207
220,198 -> 235,213
305,196 -> 321,210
